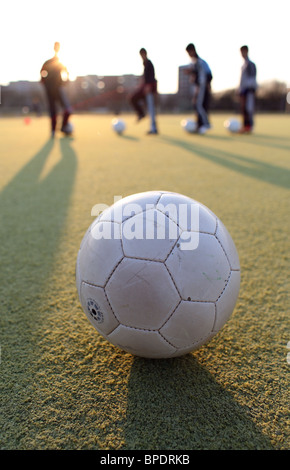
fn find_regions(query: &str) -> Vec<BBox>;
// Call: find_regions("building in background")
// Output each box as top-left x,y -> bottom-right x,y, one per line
177,65 -> 193,110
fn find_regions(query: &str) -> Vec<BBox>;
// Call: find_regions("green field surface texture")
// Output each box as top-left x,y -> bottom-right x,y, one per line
0,113 -> 289,450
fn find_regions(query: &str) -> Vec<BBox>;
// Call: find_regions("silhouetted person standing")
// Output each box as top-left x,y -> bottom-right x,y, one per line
130,48 -> 158,134
185,43 -> 212,134
239,45 -> 257,133
40,42 -> 72,137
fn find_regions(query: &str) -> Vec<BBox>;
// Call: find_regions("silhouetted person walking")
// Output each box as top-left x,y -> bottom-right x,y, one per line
130,48 -> 158,134
238,45 -> 257,133
185,43 -> 212,134
40,42 -> 72,137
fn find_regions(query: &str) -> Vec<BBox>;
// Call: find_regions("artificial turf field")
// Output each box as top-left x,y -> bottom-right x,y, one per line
0,113 -> 289,450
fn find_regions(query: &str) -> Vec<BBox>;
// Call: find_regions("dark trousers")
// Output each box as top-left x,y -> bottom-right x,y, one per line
130,82 -> 157,117
130,83 -> 158,132
196,84 -> 211,128
240,90 -> 255,128
45,87 -> 71,132
130,85 -> 147,119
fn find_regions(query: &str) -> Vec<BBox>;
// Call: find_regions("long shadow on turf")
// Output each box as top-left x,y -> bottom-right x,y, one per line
253,133 -> 290,142
207,133 -> 290,152
120,135 -> 140,142
161,135 -> 290,190
0,137 -> 77,448
124,355 -> 274,450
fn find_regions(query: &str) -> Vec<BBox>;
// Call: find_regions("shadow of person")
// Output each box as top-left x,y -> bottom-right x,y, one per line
124,354 -> 274,450
218,132 -> 290,152
123,136 -> 140,141
0,137 -> 77,447
0,137 -> 77,294
160,135 -> 290,190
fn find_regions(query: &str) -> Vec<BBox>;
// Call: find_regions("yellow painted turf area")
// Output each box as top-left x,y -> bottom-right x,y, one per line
0,113 -> 289,450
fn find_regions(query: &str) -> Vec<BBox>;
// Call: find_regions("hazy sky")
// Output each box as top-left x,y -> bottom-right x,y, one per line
1,0 -> 289,93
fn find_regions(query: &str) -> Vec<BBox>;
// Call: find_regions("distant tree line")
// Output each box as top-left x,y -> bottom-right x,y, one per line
0,79 -> 288,114
210,80 -> 288,113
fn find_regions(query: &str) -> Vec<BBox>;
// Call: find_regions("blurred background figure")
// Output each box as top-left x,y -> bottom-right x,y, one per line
185,43 -> 212,134
40,42 -> 72,137
130,48 -> 158,135
238,45 -> 257,133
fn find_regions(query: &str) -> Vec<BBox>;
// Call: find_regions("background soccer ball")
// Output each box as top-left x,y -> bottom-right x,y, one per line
224,118 -> 241,133
181,119 -> 197,133
76,191 -> 240,358
62,121 -> 74,135
112,118 -> 126,134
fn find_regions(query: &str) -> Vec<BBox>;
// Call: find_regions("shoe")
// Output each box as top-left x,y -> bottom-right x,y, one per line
198,126 -> 208,135
136,113 -> 145,122
239,126 -> 252,134
147,130 -> 158,135
61,123 -> 73,136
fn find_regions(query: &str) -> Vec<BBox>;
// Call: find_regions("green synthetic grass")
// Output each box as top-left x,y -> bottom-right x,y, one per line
0,113 -> 289,450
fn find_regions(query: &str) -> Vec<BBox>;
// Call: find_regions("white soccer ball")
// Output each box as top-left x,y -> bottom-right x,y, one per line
76,191 -> 240,359
224,118 -> 241,133
181,119 -> 197,133
112,118 -> 126,134
62,121 -> 74,135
